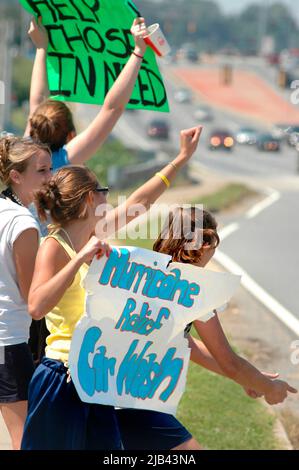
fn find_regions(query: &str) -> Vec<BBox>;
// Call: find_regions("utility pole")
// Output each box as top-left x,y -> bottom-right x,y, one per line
258,0 -> 270,56
0,21 -> 14,131
0,22 -> 7,131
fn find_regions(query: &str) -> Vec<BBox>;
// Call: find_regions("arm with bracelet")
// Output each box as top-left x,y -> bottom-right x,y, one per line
101,126 -> 203,238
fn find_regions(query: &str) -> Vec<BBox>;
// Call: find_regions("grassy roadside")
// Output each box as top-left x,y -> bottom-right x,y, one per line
192,183 -> 257,213
177,363 -> 277,450
116,175 -> 281,450
116,233 -> 281,450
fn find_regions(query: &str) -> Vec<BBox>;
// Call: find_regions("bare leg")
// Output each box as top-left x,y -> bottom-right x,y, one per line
0,401 -> 28,450
172,437 -> 203,450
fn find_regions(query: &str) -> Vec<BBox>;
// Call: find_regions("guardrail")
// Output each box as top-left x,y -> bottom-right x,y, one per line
108,157 -> 191,189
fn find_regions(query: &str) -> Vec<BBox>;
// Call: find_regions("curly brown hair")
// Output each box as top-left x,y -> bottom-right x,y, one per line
153,207 -> 220,264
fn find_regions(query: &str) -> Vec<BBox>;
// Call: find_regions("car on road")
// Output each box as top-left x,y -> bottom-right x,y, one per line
286,126 -> 299,147
186,48 -> 198,63
235,127 -> 258,145
146,120 -> 170,140
256,133 -> 280,152
209,129 -> 235,151
271,123 -> 293,141
193,105 -> 214,122
174,87 -> 192,104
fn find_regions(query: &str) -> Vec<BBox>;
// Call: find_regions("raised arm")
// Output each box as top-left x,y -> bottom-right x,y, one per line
193,313 -> 297,405
97,126 -> 203,239
24,18 -> 49,137
66,18 -> 148,165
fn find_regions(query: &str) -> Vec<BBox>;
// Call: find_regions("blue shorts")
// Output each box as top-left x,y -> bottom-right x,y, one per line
21,357 -> 122,450
0,343 -> 34,403
116,408 -> 192,450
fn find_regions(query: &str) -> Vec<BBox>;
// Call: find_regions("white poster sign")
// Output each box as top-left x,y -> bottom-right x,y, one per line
69,246 -> 240,415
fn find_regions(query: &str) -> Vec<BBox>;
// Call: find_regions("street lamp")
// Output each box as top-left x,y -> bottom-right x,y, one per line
258,0 -> 270,56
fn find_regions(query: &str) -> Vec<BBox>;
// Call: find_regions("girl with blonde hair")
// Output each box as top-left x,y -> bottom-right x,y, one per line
0,136 -> 51,449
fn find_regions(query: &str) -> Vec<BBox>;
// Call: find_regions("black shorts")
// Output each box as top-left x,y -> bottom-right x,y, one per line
0,343 -> 35,403
116,409 -> 192,450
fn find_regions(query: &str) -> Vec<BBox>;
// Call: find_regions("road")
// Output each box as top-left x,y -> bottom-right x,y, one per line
77,62 -> 299,330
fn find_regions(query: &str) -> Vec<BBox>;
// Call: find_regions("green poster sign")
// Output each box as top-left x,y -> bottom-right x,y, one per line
19,0 -> 169,112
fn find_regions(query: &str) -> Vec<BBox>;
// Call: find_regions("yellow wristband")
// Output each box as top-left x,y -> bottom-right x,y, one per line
155,172 -> 170,188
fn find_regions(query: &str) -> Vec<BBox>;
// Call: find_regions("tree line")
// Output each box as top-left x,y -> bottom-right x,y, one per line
0,0 -> 298,55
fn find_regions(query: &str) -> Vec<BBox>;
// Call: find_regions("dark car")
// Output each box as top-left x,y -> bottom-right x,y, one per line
186,49 -> 198,63
209,129 -> 235,150
146,120 -> 169,140
256,133 -> 280,152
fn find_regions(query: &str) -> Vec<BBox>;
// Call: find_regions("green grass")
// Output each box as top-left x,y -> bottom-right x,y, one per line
117,235 -> 279,450
11,108 -> 27,132
177,363 -> 277,450
192,183 -> 257,213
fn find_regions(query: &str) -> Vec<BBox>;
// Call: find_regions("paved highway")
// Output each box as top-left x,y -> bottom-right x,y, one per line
77,62 -> 299,328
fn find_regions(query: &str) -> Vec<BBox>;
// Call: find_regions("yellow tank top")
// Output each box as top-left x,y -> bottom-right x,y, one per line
45,233 -> 89,363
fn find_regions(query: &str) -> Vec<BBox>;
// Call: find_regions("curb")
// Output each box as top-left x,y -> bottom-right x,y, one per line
264,402 -> 293,450
210,262 -> 294,451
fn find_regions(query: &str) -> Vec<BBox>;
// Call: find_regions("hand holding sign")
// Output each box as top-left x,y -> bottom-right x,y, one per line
77,236 -> 112,265
131,17 -> 148,56
20,0 -> 169,111
28,16 -> 48,50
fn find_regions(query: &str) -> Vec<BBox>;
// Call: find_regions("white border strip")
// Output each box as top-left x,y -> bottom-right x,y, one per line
214,250 -> 299,337
219,222 -> 239,241
246,188 -> 281,219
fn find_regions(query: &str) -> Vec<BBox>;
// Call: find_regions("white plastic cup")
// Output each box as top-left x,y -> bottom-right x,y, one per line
144,23 -> 171,57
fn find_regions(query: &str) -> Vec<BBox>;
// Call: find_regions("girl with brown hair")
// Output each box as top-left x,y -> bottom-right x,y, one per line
0,136 -> 51,449
25,16 -> 149,169
24,14 -> 148,364
21,127 -> 202,450
115,207 -> 297,450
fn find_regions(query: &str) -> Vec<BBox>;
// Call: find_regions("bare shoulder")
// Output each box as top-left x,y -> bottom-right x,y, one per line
37,236 -> 70,273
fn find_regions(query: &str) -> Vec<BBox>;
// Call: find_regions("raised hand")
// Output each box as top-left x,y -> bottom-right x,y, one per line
130,17 -> 148,56
28,17 -> 48,50
176,126 -> 203,166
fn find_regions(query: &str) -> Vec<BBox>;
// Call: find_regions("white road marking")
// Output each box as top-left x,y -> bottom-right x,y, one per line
214,250 -> 299,337
246,187 -> 281,219
219,223 -> 239,241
